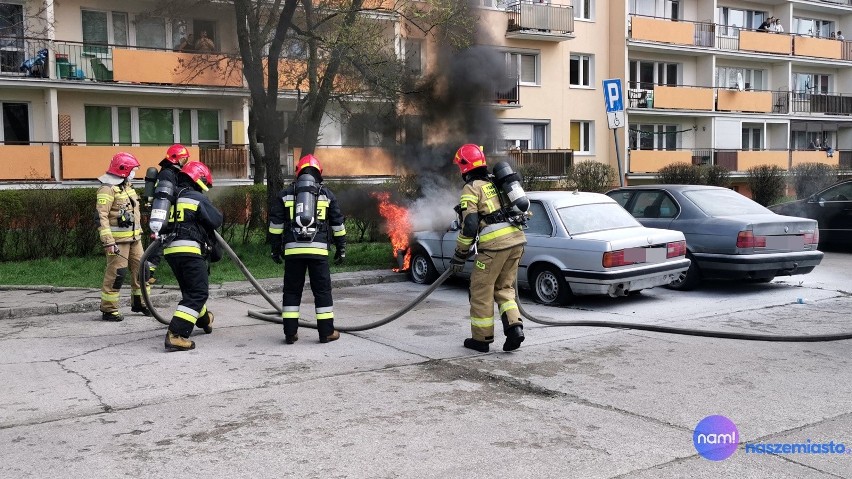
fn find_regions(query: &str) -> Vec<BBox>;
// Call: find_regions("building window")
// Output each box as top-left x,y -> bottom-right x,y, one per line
794,17 -> 834,38
574,0 -> 592,20
506,51 -> 538,85
629,123 -> 677,151
405,39 -> 423,75
82,10 -> 128,54
629,60 -> 678,89
2,102 -> 29,144
136,17 -> 166,49
793,73 -> 830,94
501,122 -> 548,151
570,121 -> 593,153
0,3 -> 24,73
570,54 -> 592,87
716,67 -> 765,90
718,7 -> 767,33
742,125 -> 763,150
85,106 -> 220,146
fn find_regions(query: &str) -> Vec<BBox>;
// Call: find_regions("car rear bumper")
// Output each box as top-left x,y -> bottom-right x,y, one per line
692,251 -> 824,279
560,258 -> 691,296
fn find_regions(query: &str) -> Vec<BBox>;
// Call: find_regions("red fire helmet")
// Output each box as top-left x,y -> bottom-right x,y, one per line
106,152 -> 140,178
181,161 -> 213,191
164,144 -> 191,165
453,144 -> 486,174
295,154 -> 323,175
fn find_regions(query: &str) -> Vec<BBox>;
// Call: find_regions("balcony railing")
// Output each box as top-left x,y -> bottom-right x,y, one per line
507,149 -> 573,176
627,148 -> 851,174
494,77 -> 520,105
506,1 -> 574,39
629,15 -> 852,61
789,92 -> 852,115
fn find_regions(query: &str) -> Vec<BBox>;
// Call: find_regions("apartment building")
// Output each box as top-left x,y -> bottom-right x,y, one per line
623,0 -> 852,185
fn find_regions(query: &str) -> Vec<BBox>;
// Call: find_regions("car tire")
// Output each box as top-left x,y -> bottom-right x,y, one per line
531,265 -> 572,306
666,253 -> 701,291
408,248 -> 439,285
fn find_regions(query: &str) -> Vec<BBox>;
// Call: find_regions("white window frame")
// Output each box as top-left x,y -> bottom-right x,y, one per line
629,60 -> 679,89
742,125 -> 763,151
505,51 -> 540,86
86,106 -> 221,146
574,0 -> 593,21
570,53 -> 593,87
716,67 -> 765,91
571,120 -> 594,154
0,100 -> 31,142
629,123 -> 679,151
81,9 -> 128,47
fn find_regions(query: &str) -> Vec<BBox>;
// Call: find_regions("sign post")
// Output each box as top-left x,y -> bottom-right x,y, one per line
602,78 -> 625,186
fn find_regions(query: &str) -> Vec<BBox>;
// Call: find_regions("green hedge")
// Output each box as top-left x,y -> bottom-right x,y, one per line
0,182 -> 397,261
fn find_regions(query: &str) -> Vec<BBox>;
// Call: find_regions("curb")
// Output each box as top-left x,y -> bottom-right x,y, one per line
0,270 -> 410,320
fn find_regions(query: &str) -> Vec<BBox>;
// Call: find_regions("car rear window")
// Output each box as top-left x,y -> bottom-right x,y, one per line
683,189 -> 770,216
557,203 -> 641,234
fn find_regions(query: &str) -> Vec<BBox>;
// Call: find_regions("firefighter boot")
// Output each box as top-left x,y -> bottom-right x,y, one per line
165,332 -> 195,351
503,324 -> 525,352
196,311 -> 214,334
463,338 -> 490,353
131,296 -> 152,316
283,318 -> 299,344
101,311 -> 124,322
317,320 -> 340,343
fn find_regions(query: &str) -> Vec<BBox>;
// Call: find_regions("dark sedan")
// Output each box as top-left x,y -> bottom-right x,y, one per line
768,179 -> 852,247
606,185 -> 824,290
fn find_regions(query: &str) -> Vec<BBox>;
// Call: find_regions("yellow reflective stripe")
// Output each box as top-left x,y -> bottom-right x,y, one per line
111,229 -> 141,238
178,202 -> 198,212
99,229 -> 112,237
499,301 -> 518,314
284,200 -> 294,207
174,310 -> 198,324
457,236 -> 473,245
269,227 -> 284,234
317,200 -> 330,207
460,194 -> 477,203
164,246 -> 203,255
284,248 -> 329,256
333,228 -> 346,237
470,316 -> 494,327
281,311 -> 300,319
316,312 -> 334,320
101,292 -> 119,301
200,305 -> 207,316
479,225 -> 521,243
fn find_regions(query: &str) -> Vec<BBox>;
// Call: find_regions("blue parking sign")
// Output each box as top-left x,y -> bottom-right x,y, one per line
603,79 -> 623,113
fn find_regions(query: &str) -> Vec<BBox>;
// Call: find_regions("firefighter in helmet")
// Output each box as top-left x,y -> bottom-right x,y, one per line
163,161 -> 223,351
268,154 -> 346,344
450,144 -> 527,353
146,144 -> 193,284
96,152 -> 151,321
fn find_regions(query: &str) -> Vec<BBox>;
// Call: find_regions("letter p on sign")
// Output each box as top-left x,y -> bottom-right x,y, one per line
603,79 -> 623,113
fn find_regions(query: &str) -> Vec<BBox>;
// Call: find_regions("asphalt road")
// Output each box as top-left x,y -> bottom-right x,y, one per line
1,251 -> 851,478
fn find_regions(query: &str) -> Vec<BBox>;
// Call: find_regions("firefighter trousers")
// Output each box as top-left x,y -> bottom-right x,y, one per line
468,244 -> 524,343
165,254 -> 211,337
281,257 -> 335,338
100,240 -> 144,313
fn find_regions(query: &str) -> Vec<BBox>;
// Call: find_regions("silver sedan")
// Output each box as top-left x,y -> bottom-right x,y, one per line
407,191 -> 690,306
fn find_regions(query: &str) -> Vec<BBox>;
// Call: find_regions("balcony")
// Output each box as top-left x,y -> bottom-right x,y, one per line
506,1 -> 575,42
507,149 -> 573,176
494,77 -> 521,107
628,148 -> 851,174
789,92 -> 852,115
628,16 -> 852,62
0,144 -> 52,180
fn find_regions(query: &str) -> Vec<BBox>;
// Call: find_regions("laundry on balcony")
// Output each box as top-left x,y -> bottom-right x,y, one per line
19,49 -> 49,78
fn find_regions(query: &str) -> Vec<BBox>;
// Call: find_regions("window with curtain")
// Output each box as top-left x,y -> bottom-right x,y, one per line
533,124 -> 546,149
85,106 -> 112,145
136,17 -> 166,49
570,121 -> 593,153
112,12 -> 128,46
716,67 -> 765,90
139,108 -> 173,144
117,108 -> 131,145
197,110 -> 220,147
82,10 -> 108,54
2,102 -> 29,144
506,52 -> 538,85
570,54 -> 592,87
179,110 -> 192,144
629,0 -> 655,16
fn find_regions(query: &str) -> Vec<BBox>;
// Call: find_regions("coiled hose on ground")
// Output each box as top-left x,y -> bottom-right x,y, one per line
141,236 -> 852,342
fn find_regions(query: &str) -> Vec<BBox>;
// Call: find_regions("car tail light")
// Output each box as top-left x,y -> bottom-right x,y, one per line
666,240 -> 686,258
804,230 -> 819,245
736,230 -> 766,248
603,250 -> 629,268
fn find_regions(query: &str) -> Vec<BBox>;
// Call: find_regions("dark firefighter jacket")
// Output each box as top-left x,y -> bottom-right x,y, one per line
163,179 -> 223,258
268,180 -> 346,258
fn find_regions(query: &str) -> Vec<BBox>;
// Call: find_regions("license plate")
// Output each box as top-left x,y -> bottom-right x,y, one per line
765,235 -> 805,250
624,247 -> 666,264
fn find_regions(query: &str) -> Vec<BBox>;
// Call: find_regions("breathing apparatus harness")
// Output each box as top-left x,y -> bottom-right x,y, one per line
291,172 -> 324,243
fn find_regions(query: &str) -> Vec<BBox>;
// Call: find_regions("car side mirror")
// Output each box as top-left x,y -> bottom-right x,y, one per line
818,198 -> 826,207
449,219 -> 460,231
806,193 -> 817,204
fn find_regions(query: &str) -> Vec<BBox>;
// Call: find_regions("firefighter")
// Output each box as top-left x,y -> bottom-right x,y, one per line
163,161 -> 223,351
268,154 -> 346,344
96,152 -> 151,321
146,144 -> 193,284
450,144 -> 527,353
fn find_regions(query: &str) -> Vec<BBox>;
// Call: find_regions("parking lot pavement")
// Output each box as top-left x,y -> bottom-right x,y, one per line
1,252 -> 851,478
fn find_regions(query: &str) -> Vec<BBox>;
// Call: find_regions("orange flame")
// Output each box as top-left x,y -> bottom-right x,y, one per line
373,191 -> 412,272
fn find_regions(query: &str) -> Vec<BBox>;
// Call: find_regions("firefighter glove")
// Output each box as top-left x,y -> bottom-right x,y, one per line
450,252 -> 466,273
271,250 -> 283,264
334,247 -> 346,265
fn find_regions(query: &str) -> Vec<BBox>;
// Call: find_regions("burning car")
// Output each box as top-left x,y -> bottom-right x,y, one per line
405,191 -> 691,306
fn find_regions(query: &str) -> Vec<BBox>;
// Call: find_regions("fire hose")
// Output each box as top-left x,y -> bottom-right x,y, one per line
140,235 -> 852,342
